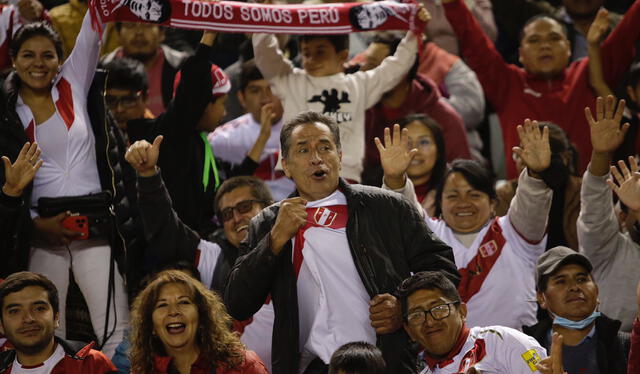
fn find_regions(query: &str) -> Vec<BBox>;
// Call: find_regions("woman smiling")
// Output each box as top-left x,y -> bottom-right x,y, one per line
130,270 -> 268,374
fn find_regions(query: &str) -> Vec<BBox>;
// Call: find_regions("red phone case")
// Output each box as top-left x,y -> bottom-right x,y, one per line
62,215 -> 89,240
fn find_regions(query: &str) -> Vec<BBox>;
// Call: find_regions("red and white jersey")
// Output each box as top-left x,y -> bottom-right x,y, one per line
11,343 -> 65,374
19,13 -> 104,213
426,216 -> 544,329
293,190 -> 376,369
194,239 -> 222,287
419,325 -> 547,374
208,113 -> 295,201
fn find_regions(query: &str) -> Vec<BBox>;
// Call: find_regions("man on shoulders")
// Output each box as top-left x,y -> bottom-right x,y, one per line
0,272 -> 116,373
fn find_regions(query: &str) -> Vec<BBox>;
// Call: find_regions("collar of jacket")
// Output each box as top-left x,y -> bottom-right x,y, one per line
0,336 -> 96,372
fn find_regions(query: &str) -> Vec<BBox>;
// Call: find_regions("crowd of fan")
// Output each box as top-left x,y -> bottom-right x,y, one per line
0,0 -> 639,373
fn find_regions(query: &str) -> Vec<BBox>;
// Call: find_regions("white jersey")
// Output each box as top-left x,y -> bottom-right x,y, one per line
419,325 -> 547,374
426,216 -> 543,329
194,239 -> 222,288
253,32 -> 417,182
209,113 -> 295,201
11,343 -> 65,374
294,190 -> 375,370
20,12 -> 103,214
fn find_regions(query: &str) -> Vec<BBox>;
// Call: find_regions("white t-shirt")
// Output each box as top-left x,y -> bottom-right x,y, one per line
11,343 -> 65,374
194,239 -> 223,288
419,325 -> 547,374
427,216 -> 543,329
208,113 -> 295,201
294,190 -> 375,371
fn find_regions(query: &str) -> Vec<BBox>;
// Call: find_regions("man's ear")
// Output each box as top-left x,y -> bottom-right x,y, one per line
338,49 -> 349,64
282,156 -> 291,178
54,312 -> 60,329
459,302 -> 468,321
537,291 -> 547,309
0,319 -> 5,336
237,90 -> 247,110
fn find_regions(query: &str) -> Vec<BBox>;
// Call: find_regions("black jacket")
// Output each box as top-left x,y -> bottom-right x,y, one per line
128,43 -> 257,237
0,70 -> 138,287
136,172 -> 239,294
523,314 -> 630,374
224,179 -> 459,374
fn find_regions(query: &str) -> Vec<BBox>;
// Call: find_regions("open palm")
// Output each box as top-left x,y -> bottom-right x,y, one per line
512,119 -> 551,173
2,142 -> 43,196
375,124 -> 418,179
585,96 -> 630,154
608,156 -> 640,212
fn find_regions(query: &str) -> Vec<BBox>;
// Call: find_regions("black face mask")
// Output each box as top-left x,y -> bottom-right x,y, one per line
540,153 -> 571,191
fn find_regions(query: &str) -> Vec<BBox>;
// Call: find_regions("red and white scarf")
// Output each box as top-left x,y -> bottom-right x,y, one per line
89,0 -> 426,35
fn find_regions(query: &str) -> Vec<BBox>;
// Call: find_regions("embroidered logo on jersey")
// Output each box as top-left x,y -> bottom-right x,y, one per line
478,240 -> 498,258
521,349 -> 541,372
313,207 -> 338,227
307,89 -> 353,124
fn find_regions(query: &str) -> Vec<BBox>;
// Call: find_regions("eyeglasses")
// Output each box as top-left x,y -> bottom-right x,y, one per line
405,301 -> 460,326
219,200 -> 266,222
105,91 -> 144,109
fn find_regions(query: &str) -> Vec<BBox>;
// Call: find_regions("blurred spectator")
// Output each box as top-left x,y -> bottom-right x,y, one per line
102,58 -> 154,141
360,32 -> 471,186
48,0 -> 119,57
209,60 -> 295,201
0,0 -> 48,73
351,39 -> 486,162
443,0 -> 640,177
1,13 -> 131,357
328,342 -> 385,374
129,270 -> 268,374
496,122 -> 581,250
397,271 -> 547,373
423,0 -> 497,56
102,23 -> 189,117
127,32 -> 250,237
0,272 -> 117,373
524,246 -> 630,373
622,62 -> 640,158
577,96 -> 640,331
628,281 -> 640,374
381,120 -> 553,329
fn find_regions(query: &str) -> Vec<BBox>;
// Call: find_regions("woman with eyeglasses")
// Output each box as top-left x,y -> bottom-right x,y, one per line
130,269 -> 268,374
0,10 -> 131,356
379,120 -> 553,330
381,114 -> 447,217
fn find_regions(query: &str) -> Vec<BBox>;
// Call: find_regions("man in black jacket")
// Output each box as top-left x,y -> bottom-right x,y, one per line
523,246 -> 630,374
224,111 -> 458,374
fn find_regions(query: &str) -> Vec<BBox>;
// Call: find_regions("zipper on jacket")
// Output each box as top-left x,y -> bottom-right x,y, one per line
348,208 -> 380,297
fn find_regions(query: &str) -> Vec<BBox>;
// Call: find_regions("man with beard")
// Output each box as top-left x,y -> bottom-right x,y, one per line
0,272 -> 116,373
101,22 -> 188,116
125,137 -> 276,370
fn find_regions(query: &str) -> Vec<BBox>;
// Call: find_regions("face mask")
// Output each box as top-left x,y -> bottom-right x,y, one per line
551,311 -> 601,330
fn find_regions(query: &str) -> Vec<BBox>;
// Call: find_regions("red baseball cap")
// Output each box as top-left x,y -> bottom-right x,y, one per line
173,64 -> 231,98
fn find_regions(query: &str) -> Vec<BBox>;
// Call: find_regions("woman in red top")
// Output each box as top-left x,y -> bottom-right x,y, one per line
130,270 -> 268,374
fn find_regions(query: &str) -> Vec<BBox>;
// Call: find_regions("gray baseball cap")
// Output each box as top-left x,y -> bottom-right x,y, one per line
536,246 -> 593,287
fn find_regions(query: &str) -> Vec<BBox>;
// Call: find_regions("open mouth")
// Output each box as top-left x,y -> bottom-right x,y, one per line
311,170 -> 327,179
166,323 -> 186,334
455,212 -> 474,217
235,224 -> 248,233
29,72 -> 48,78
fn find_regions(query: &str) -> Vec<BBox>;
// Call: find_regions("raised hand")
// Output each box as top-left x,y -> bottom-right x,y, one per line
375,124 -> 418,189
607,156 -> 640,212
2,142 -> 43,197
536,332 -> 565,374
587,9 -> 610,46
585,96 -> 630,154
125,136 -> 163,177
270,197 -> 307,255
417,4 -> 431,23
512,119 -> 551,174
17,0 -> 44,22
259,103 -> 275,138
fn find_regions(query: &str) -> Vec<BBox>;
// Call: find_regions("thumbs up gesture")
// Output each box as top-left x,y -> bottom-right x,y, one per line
125,135 -> 163,177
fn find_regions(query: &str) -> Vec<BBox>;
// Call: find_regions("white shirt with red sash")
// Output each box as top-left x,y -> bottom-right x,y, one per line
385,170 -> 551,330
419,325 -> 547,374
208,113 -> 295,201
292,190 -> 376,370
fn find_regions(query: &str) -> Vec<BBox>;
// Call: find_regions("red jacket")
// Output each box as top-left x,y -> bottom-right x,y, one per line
444,0 -> 640,177
0,338 -> 116,374
151,350 -> 268,374
364,73 -> 472,171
